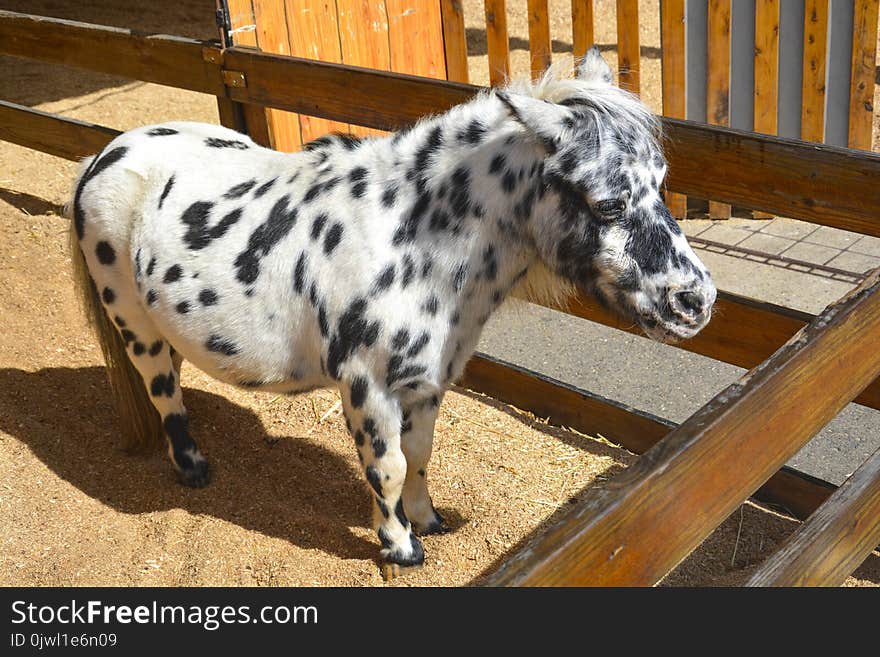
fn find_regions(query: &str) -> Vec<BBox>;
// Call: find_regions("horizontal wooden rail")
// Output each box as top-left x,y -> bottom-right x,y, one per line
0,10 -> 225,96
485,269 -> 880,586
0,101 -> 121,160
3,10 -> 880,235
461,353 -> 836,521
663,120 -> 880,237
6,99 -> 880,414
746,443 -> 880,586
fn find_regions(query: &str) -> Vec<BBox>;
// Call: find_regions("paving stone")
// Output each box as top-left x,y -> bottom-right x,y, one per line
697,222 -> 752,245
758,217 -> 819,240
678,219 -> 713,237
826,251 -> 880,275
802,225 -> 862,249
849,235 -> 880,257
782,241 -> 840,265
737,232 -> 796,255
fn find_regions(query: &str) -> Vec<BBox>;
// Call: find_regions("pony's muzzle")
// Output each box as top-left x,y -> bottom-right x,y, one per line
669,288 -> 712,325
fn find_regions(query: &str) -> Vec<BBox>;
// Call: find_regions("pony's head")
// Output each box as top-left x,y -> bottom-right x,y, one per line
500,48 -> 715,342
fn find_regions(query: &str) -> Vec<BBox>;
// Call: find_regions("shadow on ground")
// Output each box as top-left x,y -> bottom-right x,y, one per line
0,365 -> 378,561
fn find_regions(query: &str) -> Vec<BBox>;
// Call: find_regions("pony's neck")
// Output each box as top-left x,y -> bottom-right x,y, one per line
389,92 -> 548,315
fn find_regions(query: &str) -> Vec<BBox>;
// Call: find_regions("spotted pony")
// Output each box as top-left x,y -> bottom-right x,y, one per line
69,48 -> 716,577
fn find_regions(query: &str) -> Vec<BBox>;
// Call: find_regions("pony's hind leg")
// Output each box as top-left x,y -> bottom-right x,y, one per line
82,252 -> 208,487
70,150 -> 207,487
109,302 -> 208,487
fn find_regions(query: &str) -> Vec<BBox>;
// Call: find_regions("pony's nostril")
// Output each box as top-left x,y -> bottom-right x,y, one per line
674,289 -> 704,316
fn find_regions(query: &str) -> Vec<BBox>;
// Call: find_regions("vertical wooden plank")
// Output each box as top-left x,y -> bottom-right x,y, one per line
848,0 -> 880,150
284,0 -> 350,142
801,0 -> 829,143
387,1 -> 447,79
440,0 -> 469,83
616,0 -> 640,94
221,0 -> 273,148
660,0 -> 687,219
527,0 -> 551,78
754,0 -> 780,135
484,0 -> 510,85
571,0 -> 595,63
753,0 -> 779,219
252,0 -> 303,151
707,0 -> 731,219
336,1 -> 391,137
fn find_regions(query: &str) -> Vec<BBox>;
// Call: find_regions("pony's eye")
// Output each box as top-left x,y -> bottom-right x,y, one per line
593,198 -> 626,220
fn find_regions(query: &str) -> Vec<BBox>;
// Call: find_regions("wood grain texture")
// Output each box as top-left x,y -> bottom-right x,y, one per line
251,0 -> 303,150
386,0 -> 447,79
440,0 -> 469,83
571,0 -> 594,62
0,100 -> 120,160
660,0 -> 687,219
747,443 -> 880,586
753,0 -> 780,218
485,270 -> 880,586
0,9 -> 225,95
662,118 -> 880,237
801,0 -> 828,143
616,0 -> 640,94
283,0 -> 350,142
335,0 -> 390,137
848,0 -> 880,150
527,0 -> 552,78
707,0 -> 731,219
754,0 -> 780,136
484,0 -> 510,85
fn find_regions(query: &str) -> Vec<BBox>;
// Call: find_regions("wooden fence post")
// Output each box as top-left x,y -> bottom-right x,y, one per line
440,0 -> 469,83
801,0 -> 829,143
484,0 -> 510,85
616,0 -> 640,94
660,0 -> 688,220
707,0 -> 732,220
848,0 -> 880,150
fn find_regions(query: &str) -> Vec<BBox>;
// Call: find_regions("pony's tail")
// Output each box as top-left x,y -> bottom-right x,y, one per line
67,157 -> 163,452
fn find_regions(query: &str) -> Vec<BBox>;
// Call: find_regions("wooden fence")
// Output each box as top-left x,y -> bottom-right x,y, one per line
438,1 -> 880,219
2,8 -> 880,585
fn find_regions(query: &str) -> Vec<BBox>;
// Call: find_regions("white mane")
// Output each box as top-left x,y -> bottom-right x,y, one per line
504,60 -> 662,152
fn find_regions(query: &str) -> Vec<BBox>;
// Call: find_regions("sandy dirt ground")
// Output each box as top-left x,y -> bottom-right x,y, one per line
1,1 -> 878,587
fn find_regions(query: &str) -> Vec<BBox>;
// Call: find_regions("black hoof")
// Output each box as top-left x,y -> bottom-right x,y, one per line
414,509 -> 449,536
380,535 -> 425,580
381,533 -> 424,566
177,459 -> 210,488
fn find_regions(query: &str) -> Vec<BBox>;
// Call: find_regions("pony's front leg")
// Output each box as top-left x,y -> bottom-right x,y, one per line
401,394 -> 447,535
341,378 -> 423,577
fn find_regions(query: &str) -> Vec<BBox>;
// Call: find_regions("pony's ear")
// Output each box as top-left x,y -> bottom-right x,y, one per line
496,91 -> 574,154
577,46 -> 613,84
